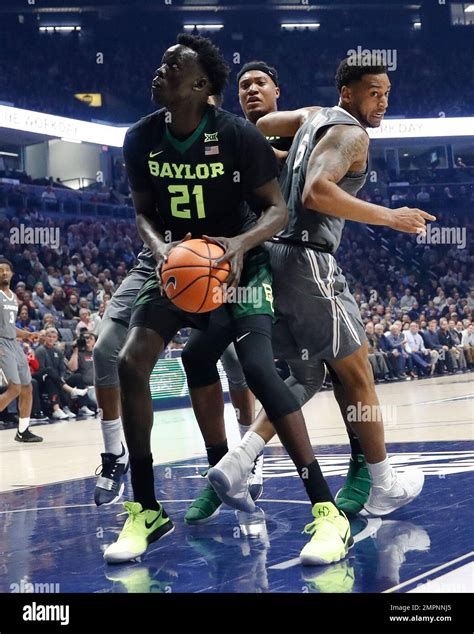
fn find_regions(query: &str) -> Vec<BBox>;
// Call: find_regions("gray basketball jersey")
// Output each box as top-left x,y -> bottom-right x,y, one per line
0,290 -> 18,339
277,106 -> 369,254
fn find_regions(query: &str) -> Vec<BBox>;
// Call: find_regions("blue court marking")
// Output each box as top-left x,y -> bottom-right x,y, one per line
0,441 -> 472,594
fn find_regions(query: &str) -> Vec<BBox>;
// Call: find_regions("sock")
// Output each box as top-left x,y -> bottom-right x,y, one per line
348,432 -> 363,460
206,441 -> 228,467
19,417 -> 29,434
130,454 -> 159,511
240,431 -> 265,463
100,416 -> 124,457
368,457 -> 395,489
238,423 -> 250,439
298,460 -> 335,507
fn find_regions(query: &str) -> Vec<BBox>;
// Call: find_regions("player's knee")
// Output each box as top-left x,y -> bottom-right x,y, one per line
117,345 -> 150,384
182,346 -> 219,389
238,357 -> 262,389
10,383 -> 21,398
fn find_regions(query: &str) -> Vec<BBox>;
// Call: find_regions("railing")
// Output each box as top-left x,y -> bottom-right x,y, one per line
0,186 -> 134,219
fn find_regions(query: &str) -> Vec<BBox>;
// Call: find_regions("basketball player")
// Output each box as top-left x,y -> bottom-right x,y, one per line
104,34 -> 347,566
185,61 -> 386,520
92,96 -> 260,513
0,259 -> 42,443
207,60 -> 434,525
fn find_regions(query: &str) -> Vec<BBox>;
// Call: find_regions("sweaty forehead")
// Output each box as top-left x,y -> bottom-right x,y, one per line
361,74 -> 391,90
240,70 -> 270,85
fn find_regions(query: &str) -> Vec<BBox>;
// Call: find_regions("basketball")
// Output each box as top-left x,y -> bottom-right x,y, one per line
161,239 -> 230,313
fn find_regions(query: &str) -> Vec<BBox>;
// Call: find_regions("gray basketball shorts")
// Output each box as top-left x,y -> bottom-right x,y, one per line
94,265 -> 154,389
268,242 -> 366,362
103,265 -> 154,324
0,338 -> 31,385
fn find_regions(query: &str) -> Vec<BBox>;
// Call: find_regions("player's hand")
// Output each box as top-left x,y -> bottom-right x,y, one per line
388,207 -> 436,235
26,331 -> 38,343
154,233 -> 192,290
202,235 -> 245,288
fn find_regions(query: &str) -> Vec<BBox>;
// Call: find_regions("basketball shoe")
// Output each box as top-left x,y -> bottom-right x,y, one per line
300,502 -> 353,566
94,443 -> 129,506
104,501 -> 174,564
15,428 -> 43,443
361,468 -> 424,516
335,454 -> 371,515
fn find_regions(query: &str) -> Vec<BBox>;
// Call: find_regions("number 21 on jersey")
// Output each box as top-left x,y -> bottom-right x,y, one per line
169,185 -> 206,219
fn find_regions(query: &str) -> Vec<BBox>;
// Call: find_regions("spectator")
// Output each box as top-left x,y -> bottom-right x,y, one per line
404,323 -> 433,376
63,293 -> 81,321
416,187 -> 430,203
41,186 -> 57,202
448,319 -> 468,371
422,319 -> 454,374
66,332 -> 97,416
439,318 -> 463,372
386,324 -> 413,379
33,327 -> 88,419
75,308 -> 96,336
400,288 -> 417,311
365,322 -> 390,381
461,323 -> 474,368
15,304 -> 37,332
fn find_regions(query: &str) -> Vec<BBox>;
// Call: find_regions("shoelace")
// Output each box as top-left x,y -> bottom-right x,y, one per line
118,503 -> 142,535
302,516 -> 327,536
94,456 -> 118,479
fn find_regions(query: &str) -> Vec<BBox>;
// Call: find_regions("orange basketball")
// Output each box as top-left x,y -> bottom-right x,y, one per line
161,239 -> 230,313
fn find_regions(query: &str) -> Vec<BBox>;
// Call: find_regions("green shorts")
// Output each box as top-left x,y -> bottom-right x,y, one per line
133,247 -> 274,319
229,248 -> 274,319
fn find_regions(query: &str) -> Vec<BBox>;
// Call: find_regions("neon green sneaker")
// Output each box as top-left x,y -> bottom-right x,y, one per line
302,561 -> 355,593
300,502 -> 353,566
335,454 -> 371,515
185,482 -> 222,524
104,501 -> 174,564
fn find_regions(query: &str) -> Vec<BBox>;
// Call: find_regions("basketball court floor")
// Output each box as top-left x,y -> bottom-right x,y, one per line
1,373 -> 472,594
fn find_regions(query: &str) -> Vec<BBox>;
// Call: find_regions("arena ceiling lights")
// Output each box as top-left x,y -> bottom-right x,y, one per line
281,23 -> 320,30
183,24 -> 224,31
0,105 -> 473,148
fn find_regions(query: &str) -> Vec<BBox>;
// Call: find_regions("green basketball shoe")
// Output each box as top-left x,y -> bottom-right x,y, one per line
185,482 -> 222,524
335,454 -> 371,515
104,501 -> 174,564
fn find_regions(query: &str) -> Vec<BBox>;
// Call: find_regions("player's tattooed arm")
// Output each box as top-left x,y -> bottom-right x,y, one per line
303,125 -> 436,234
205,178 -> 288,287
256,107 -> 321,137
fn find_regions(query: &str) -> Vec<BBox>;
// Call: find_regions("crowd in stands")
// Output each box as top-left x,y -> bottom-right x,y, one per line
1,23 -> 473,123
0,170 -> 472,424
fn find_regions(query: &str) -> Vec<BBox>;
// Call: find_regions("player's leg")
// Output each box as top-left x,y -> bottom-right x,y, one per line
104,323 -> 174,564
181,321 -> 233,524
93,315 -> 129,506
104,289 -> 206,564
328,366 -> 371,515
209,314 -> 352,566
327,342 -> 424,516
14,344 -> 42,443
220,343 -> 262,499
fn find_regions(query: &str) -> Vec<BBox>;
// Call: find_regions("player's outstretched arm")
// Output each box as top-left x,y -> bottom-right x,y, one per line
303,125 -> 436,234
256,107 -> 321,137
